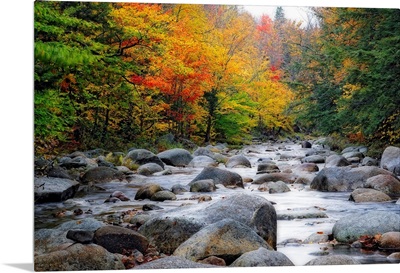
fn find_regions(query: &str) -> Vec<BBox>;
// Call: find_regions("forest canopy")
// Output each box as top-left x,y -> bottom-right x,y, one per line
34,2 -> 400,154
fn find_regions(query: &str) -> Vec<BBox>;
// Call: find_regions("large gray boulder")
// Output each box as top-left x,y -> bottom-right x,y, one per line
230,247 -> 294,267
310,166 -> 396,191
380,146 -> 400,175
349,188 -> 392,203
134,183 -> 162,200
191,167 -> 243,188
305,255 -> 361,266
173,219 -> 273,264
123,149 -> 164,168
188,156 -> 218,168
35,218 -> 105,255
324,154 -> 350,168
138,193 -> 277,254
332,211 -> 400,243
80,166 -> 124,184
34,177 -> 80,203
157,148 -> 193,166
34,243 -> 125,271
253,173 -> 297,184
225,155 -> 251,168
137,163 -> 164,176
93,225 -> 149,254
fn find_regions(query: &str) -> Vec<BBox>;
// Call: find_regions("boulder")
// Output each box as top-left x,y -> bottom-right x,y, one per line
310,166 -> 396,192
150,190 -> 177,201
257,163 -> 280,174
388,252 -> 400,260
171,184 -> 189,194
59,155 -> 98,169
349,188 -> 391,203
361,157 -> 378,166
365,174 -> 400,195
34,177 -> 80,204
66,229 -> 94,244
138,193 -> 277,254
34,243 -> 125,271
342,151 -> 364,159
259,181 -> 291,194
173,219 -> 273,264
378,231 -> 400,250
301,155 -> 325,164
157,148 -> 193,167
190,167 -> 243,188
134,183 -> 162,200
342,146 -> 368,154
35,218 -> 105,255
137,163 -> 164,176
294,163 -> 319,172
193,147 -> 216,159
123,149 -> 164,168
134,256 -> 216,269
305,255 -> 361,266
189,179 -> 216,192
230,247 -> 294,267
188,156 -> 218,168
332,211 -> 400,243
324,154 -> 351,168
380,146 -> 400,175
225,155 -> 251,168
303,232 -> 329,244
253,173 -> 296,184
80,166 -> 124,184
301,141 -> 312,148
47,166 -> 73,179
93,225 -> 149,254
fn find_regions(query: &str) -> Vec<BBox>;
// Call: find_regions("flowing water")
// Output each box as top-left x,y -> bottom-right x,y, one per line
34,142 -> 400,266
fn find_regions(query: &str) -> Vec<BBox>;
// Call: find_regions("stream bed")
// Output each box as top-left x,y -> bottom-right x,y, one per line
34,142 -> 400,266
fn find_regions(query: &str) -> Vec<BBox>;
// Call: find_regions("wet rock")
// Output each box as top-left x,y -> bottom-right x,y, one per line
137,163 -> 164,176
134,183 -> 162,200
189,179 -> 216,192
260,181 -> 291,194
225,155 -> 251,168
310,166 -> 396,192
96,156 -> 115,168
342,146 -> 368,154
324,154 -> 351,168
47,166 -> 72,179
278,238 -> 302,246
191,167 -> 243,188
123,149 -> 164,168
66,229 -> 94,244
349,188 -> 391,203
301,155 -> 325,164
143,204 -> 164,211
157,148 -> 193,167
150,190 -> 177,201
59,155 -> 98,169
294,163 -> 319,172
93,225 -> 149,254
130,214 -> 152,227
277,208 -> 328,220
365,174 -> 400,194
342,151 -> 364,160
35,218 -> 105,255
302,141 -> 312,148
171,184 -> 189,194
134,256 -> 216,269
362,157 -> 378,166
332,211 -> 400,243
193,147 -> 216,159
139,216 -> 205,255
139,193 -> 277,254
257,163 -> 280,174
34,177 -> 80,204
387,252 -> 400,260
378,232 -> 400,250
253,173 -> 296,184
173,219 -> 273,264
303,232 -> 330,244
305,255 -> 360,265
230,247 -> 294,267
188,156 -> 218,168
34,243 -> 125,271
80,166 -> 124,184
380,146 -> 400,175
110,190 -> 130,201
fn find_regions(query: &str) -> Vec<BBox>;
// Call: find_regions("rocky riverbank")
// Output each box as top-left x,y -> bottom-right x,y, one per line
34,139 -> 400,270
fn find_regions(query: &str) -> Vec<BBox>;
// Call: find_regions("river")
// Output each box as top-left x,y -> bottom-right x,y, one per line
34,142 -> 400,266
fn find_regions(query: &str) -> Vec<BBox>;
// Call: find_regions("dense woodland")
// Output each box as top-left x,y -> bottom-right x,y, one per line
34,2 -> 400,155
